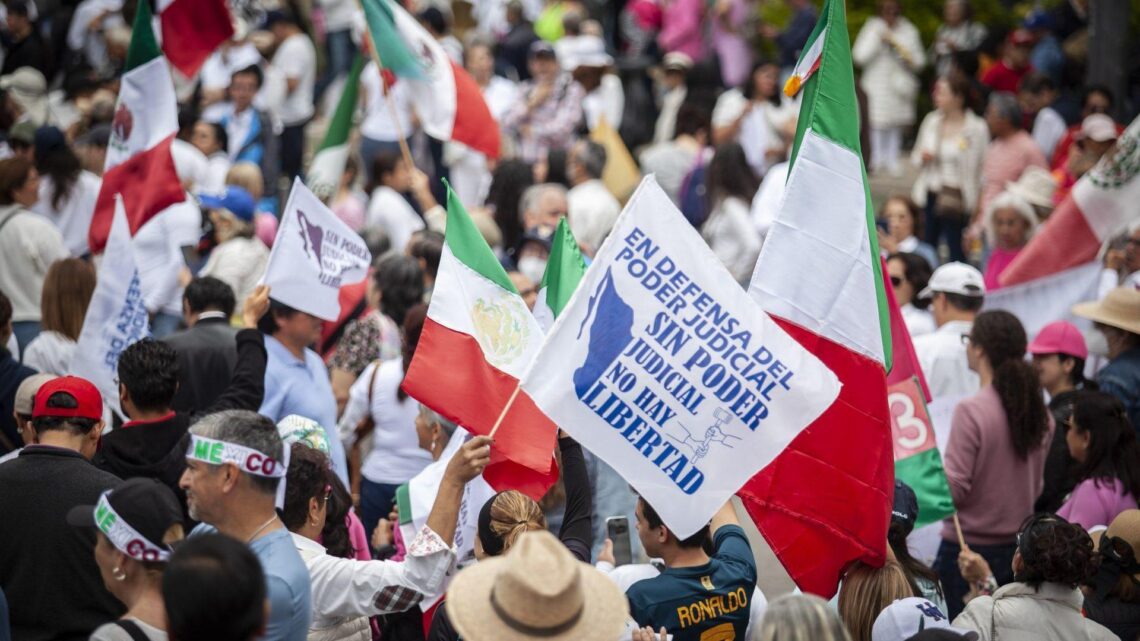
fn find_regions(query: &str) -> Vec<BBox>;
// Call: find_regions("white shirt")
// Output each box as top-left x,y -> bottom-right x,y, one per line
653,85 -> 687,145
482,75 -> 520,123
222,107 -> 255,161
337,360 -> 433,484
32,171 -> 101,256
272,33 -> 317,126
367,186 -> 425,253
901,303 -> 936,338
702,196 -> 762,285
568,179 -> 622,256
201,153 -> 232,196
170,139 -> 209,192
582,74 -> 624,131
134,198 -> 201,316
751,161 -> 789,241
199,44 -> 264,92
22,331 -> 75,375
317,0 -> 360,32
360,63 -> 415,141
0,205 -> 69,322
199,236 -> 269,308
291,526 -> 454,630
913,319 -> 979,399
1032,106 -> 1067,163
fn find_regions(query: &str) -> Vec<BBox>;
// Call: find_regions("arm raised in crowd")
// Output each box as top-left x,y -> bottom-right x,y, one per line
189,285 -> 270,420
557,432 -> 593,561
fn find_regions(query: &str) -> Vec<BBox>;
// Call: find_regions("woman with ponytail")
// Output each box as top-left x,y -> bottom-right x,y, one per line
935,310 -> 1053,618
1057,391 -> 1140,529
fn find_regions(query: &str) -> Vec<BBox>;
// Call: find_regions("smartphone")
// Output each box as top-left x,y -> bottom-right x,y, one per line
606,516 -> 633,566
875,218 -> 890,235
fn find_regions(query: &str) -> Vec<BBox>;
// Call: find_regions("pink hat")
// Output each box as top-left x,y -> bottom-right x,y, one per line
1027,321 -> 1088,359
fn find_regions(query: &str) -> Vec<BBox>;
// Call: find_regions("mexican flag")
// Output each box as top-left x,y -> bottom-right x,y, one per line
533,218 -> 587,331
1000,114 -> 1140,287
401,185 -> 558,500
307,55 -> 365,200
362,0 -> 500,159
889,377 -> 956,528
88,0 -> 184,254
158,0 -> 234,78
742,0 -> 895,597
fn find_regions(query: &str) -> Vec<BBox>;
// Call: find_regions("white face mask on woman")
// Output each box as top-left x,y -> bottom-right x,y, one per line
517,255 -> 547,286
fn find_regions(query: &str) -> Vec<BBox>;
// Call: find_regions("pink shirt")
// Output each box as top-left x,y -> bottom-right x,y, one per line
712,0 -> 752,87
658,0 -> 705,61
1057,478 -> 1138,530
942,385 -> 1054,545
983,246 -> 1021,291
979,131 -> 1047,216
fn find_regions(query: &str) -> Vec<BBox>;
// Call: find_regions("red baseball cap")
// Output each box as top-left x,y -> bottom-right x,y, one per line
1027,321 -> 1088,360
32,376 -> 103,420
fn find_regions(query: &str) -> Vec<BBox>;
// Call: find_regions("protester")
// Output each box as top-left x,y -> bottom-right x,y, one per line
762,0 -> 818,76
701,143 -> 762,284
980,190 -> 1038,290
258,298 -> 346,481
0,376 -> 123,639
1084,509 -> 1140,640
181,409 -> 311,640
913,262 -> 986,398
204,65 -> 280,199
1029,320 -> 1094,513
980,31 -> 1035,94
329,253 -> 425,411
94,286 -> 269,516
752,593 -> 853,641
930,0 -> 987,76
1050,86 -> 1119,172
445,529 -> 627,641
1056,390 -> 1140,529
890,481 -> 947,613
838,560 -> 916,641
503,41 -> 584,163
652,52 -> 693,145
358,62 -> 414,184
936,310 -> 1052,618
1,1 -> 52,78
69,478 -> 185,641
0,292 -> 36,454
975,92 -> 1046,228
21,258 -> 95,375
283,434 -> 490,636
878,196 -> 938,269
887,253 -> 935,338
910,74 -> 988,264
0,156 -> 68,353
162,533 -> 268,641
570,37 -> 624,133
197,186 -> 269,309
163,277 -> 239,414
625,500 -> 755,639
852,0 -> 925,176
1073,287 -> 1140,428
366,153 -> 437,254
1019,73 -> 1066,163
0,371 -> 50,462
640,103 -> 709,206
190,120 -> 232,195
566,139 -> 621,256
1053,114 -> 1118,205
953,514 -> 1115,641
31,125 -> 101,256
265,10 -> 316,181
711,60 -> 798,177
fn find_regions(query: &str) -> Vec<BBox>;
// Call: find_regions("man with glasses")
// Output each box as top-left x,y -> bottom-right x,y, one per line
913,262 -> 987,399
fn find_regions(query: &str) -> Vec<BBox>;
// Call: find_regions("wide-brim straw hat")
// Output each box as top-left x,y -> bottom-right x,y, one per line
446,530 -> 628,641
1072,287 -> 1140,335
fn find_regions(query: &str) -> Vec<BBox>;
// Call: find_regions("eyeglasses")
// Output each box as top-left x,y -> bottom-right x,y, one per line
889,276 -> 903,287
960,334 -> 973,345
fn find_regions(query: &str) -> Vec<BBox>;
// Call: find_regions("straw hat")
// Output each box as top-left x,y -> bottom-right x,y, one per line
446,530 -> 628,641
1004,166 -> 1056,210
1072,287 -> 1140,335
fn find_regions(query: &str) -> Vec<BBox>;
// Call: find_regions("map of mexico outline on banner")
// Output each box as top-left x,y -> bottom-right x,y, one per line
521,177 -> 841,538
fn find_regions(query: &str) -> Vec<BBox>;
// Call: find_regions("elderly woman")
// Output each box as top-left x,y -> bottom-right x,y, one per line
981,190 -> 1038,291
974,93 -> 1046,241
197,186 -> 268,309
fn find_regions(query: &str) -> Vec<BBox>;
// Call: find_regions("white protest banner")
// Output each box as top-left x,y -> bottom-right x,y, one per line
262,178 -> 372,321
396,427 -> 495,609
71,195 -> 150,418
983,261 -> 1102,338
520,177 -> 841,538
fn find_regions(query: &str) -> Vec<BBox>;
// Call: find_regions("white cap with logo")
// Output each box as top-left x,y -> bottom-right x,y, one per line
871,597 -> 979,641
918,262 -> 986,300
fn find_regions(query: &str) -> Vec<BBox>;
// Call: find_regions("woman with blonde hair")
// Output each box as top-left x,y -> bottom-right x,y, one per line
22,258 -> 96,374
751,594 -> 853,641
838,560 -> 917,641
225,162 -> 278,248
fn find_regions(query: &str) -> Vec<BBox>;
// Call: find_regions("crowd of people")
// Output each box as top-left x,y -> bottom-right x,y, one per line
1,0 -> 1140,639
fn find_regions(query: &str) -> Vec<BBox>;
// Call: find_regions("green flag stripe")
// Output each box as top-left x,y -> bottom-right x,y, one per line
317,55 -> 365,152
124,0 -> 161,72
361,0 -> 425,79
443,182 -> 518,294
540,218 -> 587,318
395,483 -> 413,525
789,0 -> 892,371
896,448 -> 956,528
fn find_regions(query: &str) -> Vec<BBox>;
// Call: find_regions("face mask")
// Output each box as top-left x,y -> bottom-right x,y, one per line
517,255 -> 547,286
1087,328 -> 1110,358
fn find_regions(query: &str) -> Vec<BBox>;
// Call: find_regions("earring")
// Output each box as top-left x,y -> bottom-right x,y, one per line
431,436 -> 438,450
111,567 -> 127,582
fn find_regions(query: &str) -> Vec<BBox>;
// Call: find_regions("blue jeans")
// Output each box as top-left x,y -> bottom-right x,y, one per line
316,29 -> 355,100
935,538 -> 1016,619
360,478 -> 400,555
924,192 -> 966,264
10,321 -> 39,359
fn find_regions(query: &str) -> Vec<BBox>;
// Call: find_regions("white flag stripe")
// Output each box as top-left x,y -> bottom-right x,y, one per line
105,57 -> 178,170
391,3 -> 458,140
261,179 -> 372,321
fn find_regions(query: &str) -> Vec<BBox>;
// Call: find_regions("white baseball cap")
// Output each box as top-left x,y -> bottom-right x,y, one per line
917,262 -> 985,300
871,598 -> 978,641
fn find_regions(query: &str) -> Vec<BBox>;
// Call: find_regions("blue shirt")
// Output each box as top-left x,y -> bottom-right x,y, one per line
626,525 -> 757,641
259,336 -> 347,482
250,528 -> 311,641
1098,346 -> 1140,433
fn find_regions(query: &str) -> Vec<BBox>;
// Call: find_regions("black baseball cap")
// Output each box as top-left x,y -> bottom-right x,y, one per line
68,478 -> 183,562
892,480 -> 919,535
529,41 -> 556,59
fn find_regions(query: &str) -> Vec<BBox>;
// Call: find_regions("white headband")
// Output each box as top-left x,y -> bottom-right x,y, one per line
187,434 -> 290,509
95,493 -> 170,562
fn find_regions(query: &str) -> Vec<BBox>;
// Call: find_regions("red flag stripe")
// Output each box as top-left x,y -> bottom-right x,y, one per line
89,134 -> 185,253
